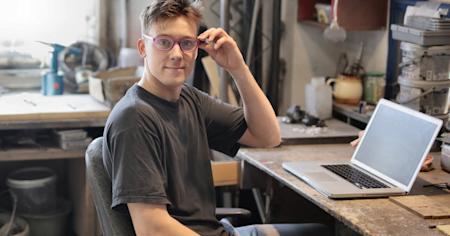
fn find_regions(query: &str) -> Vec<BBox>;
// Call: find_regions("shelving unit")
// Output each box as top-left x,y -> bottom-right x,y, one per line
297,0 -> 388,31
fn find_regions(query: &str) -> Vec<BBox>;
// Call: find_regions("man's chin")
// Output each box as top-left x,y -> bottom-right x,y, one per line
163,76 -> 186,88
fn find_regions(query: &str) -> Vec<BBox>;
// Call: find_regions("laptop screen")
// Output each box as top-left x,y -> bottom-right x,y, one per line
353,100 -> 441,187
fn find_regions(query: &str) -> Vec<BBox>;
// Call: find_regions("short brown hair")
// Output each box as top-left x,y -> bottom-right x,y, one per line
140,0 -> 203,34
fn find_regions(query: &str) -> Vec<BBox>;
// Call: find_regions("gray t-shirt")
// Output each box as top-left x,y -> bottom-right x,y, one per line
103,84 -> 247,236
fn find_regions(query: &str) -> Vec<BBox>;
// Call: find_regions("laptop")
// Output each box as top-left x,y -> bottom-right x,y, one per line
282,99 -> 443,199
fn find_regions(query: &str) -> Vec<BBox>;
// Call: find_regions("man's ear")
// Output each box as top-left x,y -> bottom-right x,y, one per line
137,38 -> 146,57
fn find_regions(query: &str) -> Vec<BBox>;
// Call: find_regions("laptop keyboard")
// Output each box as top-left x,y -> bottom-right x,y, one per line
322,164 -> 390,189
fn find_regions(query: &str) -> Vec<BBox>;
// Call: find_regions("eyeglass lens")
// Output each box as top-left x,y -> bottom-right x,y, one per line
154,36 -> 198,51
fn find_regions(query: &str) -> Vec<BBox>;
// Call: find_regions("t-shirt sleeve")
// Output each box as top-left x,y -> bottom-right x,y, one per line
193,88 -> 247,156
106,123 -> 170,212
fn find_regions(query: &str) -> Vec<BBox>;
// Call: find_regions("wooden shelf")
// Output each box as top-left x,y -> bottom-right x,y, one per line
298,0 -> 388,31
300,20 -> 328,29
0,147 -> 85,161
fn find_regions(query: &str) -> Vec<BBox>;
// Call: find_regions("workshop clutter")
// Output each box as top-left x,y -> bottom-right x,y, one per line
392,9 -> 450,124
89,66 -> 143,107
5,167 -> 71,236
55,129 -> 92,150
399,42 -> 450,81
397,76 -> 450,116
396,42 -> 450,119
40,41 -> 111,95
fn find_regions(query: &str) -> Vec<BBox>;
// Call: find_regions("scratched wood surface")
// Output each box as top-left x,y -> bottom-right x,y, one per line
238,144 -> 450,236
390,195 -> 450,219
437,224 -> 450,235
0,92 -> 110,121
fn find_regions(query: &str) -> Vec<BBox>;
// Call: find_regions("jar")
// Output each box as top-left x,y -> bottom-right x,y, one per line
363,72 -> 385,104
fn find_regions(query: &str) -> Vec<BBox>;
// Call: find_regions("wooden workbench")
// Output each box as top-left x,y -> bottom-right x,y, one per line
0,92 -> 109,130
238,144 -> 450,236
0,92 -> 110,236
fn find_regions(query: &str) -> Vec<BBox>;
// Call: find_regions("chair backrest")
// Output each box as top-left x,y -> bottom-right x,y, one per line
85,137 -> 135,236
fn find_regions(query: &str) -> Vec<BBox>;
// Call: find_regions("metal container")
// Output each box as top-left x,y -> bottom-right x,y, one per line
441,143 -> 450,173
397,77 -> 450,116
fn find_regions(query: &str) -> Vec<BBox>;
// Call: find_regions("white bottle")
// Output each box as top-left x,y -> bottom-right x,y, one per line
305,77 -> 332,119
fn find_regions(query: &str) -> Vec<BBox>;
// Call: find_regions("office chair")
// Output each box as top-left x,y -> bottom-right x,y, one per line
85,137 -> 250,236
85,137 -> 135,235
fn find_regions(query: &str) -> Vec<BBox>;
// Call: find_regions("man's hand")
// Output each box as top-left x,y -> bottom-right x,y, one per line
350,130 -> 433,171
198,28 -> 246,76
350,131 -> 365,147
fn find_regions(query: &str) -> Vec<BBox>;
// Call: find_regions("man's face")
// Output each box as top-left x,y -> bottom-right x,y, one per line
141,16 -> 198,89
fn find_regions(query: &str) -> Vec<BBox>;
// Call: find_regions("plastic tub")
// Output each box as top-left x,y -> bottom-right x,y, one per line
400,42 -> 450,81
6,167 -> 57,215
397,77 -> 450,115
21,199 -> 71,236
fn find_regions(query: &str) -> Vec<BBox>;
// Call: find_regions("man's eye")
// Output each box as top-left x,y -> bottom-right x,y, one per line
181,40 -> 196,49
157,39 -> 173,48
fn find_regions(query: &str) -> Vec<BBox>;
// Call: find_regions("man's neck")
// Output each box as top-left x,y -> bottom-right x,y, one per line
137,74 -> 182,102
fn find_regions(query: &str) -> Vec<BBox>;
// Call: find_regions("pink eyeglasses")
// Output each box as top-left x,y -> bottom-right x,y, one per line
142,34 -> 205,52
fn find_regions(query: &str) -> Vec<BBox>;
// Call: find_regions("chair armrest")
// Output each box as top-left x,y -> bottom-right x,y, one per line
215,207 -> 251,219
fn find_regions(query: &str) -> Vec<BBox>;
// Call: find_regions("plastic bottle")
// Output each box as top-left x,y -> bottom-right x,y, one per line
305,77 -> 332,119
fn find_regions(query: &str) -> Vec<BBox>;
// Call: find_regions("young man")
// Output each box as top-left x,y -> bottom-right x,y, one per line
103,0 -> 330,235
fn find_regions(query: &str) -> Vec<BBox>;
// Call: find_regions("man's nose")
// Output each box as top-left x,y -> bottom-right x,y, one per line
169,43 -> 183,60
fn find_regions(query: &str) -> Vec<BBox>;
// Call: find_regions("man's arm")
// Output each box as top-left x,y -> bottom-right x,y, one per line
231,65 -> 280,148
198,28 -> 280,148
128,203 -> 199,236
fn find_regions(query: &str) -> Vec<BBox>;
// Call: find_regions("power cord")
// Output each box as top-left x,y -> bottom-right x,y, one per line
0,190 -> 18,236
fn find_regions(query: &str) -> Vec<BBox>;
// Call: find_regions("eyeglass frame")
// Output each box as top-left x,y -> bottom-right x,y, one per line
142,34 -> 203,52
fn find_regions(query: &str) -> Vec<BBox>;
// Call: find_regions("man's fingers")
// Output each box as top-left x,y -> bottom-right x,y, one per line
358,131 -> 364,138
212,37 -> 228,50
198,28 -> 217,40
350,139 -> 359,147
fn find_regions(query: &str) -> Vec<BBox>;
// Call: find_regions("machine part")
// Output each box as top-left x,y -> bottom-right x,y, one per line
286,105 -> 305,123
59,41 -> 109,91
38,42 -> 81,95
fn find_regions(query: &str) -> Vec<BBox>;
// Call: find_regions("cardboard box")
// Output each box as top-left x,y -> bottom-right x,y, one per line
89,67 -> 143,107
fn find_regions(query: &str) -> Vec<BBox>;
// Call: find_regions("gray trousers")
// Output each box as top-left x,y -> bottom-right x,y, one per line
221,219 -> 332,236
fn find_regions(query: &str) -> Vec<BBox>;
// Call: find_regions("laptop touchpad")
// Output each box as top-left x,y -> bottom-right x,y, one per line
306,172 -> 338,182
